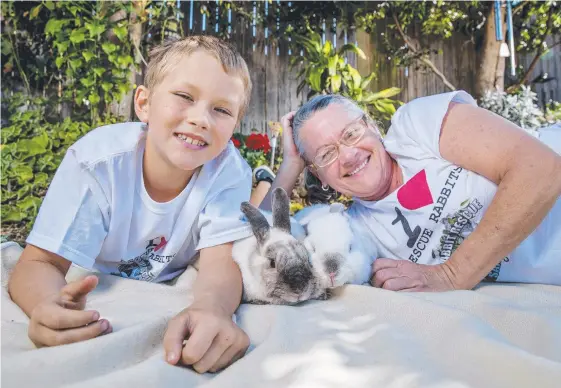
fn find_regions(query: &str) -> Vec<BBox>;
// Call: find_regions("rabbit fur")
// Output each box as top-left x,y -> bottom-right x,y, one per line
294,203 -> 375,289
232,188 -> 328,305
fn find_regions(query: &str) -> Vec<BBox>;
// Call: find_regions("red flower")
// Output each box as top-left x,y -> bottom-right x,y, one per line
232,137 -> 241,148
245,133 -> 271,153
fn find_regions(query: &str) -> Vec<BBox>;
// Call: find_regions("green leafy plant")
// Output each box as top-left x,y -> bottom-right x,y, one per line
291,27 -> 402,124
1,94 -> 118,232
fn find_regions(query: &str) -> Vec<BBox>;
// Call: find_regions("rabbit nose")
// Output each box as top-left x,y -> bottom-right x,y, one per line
324,257 -> 340,274
281,265 -> 313,293
323,253 -> 343,274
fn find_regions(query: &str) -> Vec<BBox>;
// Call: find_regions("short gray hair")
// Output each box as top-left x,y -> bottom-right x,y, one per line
292,94 -> 380,162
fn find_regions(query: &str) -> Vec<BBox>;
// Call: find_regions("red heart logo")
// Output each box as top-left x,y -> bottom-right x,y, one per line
397,170 -> 434,210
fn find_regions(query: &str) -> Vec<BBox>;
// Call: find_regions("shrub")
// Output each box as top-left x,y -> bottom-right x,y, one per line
1,94 -> 118,237
479,86 -> 557,133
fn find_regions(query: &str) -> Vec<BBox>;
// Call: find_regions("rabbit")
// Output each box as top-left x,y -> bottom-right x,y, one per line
294,203 -> 375,289
232,187 -> 329,305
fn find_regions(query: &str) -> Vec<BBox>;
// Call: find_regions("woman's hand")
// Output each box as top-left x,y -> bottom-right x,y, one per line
371,258 -> 457,292
280,111 -> 305,172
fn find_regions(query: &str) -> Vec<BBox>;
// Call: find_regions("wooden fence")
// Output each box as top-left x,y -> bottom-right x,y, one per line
170,1 -> 559,133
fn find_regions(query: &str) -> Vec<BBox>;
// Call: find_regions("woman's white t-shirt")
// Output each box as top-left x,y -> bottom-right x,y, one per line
27,122 -> 254,282
347,91 -> 561,285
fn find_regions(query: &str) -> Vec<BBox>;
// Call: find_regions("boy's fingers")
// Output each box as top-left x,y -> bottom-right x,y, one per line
163,311 -> 192,365
209,340 -> 246,373
33,319 -> 110,347
37,303 -> 100,330
192,332 -> 232,373
181,323 -> 217,366
62,275 -> 99,301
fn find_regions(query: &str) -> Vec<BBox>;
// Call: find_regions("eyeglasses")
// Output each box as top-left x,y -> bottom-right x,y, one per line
311,114 -> 368,168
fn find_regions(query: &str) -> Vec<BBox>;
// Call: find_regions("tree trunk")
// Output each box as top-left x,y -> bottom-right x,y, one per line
475,4 -> 507,97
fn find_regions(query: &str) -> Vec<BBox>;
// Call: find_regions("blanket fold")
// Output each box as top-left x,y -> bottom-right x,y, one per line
2,242 -> 560,387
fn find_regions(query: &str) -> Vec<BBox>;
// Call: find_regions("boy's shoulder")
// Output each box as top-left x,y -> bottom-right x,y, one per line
69,121 -> 146,167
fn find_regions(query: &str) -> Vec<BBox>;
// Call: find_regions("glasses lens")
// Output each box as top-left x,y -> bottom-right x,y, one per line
314,146 -> 338,167
341,124 -> 365,146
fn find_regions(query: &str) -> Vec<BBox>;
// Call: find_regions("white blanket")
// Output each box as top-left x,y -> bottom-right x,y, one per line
2,242 -> 560,387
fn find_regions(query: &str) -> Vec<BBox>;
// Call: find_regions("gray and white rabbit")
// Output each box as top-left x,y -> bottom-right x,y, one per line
232,188 -> 328,305
294,203 -> 375,289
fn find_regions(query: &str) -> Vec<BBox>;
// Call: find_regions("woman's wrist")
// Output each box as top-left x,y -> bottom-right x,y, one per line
280,158 -> 305,176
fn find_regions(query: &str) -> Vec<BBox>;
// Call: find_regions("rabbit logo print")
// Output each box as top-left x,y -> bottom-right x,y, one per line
116,237 -> 169,281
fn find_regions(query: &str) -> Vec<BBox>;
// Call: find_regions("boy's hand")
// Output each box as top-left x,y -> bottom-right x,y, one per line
28,275 -> 111,347
163,304 -> 249,373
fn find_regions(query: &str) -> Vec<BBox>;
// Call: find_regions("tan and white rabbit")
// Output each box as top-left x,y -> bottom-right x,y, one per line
232,188 -> 328,305
294,203 -> 375,289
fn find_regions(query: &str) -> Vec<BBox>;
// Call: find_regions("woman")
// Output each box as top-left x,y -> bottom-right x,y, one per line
254,91 -> 561,291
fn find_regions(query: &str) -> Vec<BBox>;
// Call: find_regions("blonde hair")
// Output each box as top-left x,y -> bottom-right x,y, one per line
144,35 -> 252,119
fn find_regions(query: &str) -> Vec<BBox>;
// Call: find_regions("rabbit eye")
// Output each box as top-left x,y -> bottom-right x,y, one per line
269,258 -> 275,268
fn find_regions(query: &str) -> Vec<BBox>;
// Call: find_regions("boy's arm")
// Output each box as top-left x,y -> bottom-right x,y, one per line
8,245 -> 71,316
190,243 -> 244,316
8,245 -> 110,346
163,242 -> 249,374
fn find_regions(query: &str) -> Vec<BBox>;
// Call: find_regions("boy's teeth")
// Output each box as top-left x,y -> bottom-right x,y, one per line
176,133 -> 206,146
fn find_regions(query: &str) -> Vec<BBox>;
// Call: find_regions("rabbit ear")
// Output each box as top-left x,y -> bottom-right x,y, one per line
272,187 -> 291,233
241,202 -> 270,245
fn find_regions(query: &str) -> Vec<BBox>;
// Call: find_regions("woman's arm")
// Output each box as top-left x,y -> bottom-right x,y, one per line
258,111 -> 305,211
438,102 -> 561,289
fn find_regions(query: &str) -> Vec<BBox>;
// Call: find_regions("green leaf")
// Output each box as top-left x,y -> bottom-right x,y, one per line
55,57 -> 65,69
93,67 -> 105,77
330,74 -> 342,93
365,87 -> 401,101
69,28 -> 86,44
309,67 -> 324,91
56,41 -> 70,54
69,58 -> 83,70
113,25 -> 128,41
17,196 -> 42,212
88,93 -> 101,105
12,165 -> 34,183
29,4 -> 42,20
322,40 -> 332,57
338,44 -> 366,60
327,55 -> 338,76
1,208 -> 25,223
101,82 -> 112,92
80,77 -> 96,88
16,185 -> 30,200
44,1 -> 55,11
346,66 -> 362,89
101,42 -> 118,55
360,72 -> 376,90
85,22 -> 105,38
82,51 -> 95,62
45,19 -> 67,36
33,172 -> 50,187
15,132 -> 49,157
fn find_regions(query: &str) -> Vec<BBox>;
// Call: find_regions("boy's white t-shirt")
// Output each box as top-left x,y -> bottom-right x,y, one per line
347,91 -> 561,285
27,122 -> 254,282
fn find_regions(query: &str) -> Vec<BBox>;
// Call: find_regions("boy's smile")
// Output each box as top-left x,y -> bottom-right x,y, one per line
175,132 -> 208,149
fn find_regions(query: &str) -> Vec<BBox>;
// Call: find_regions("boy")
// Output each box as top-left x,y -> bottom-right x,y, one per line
8,35 -> 255,374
